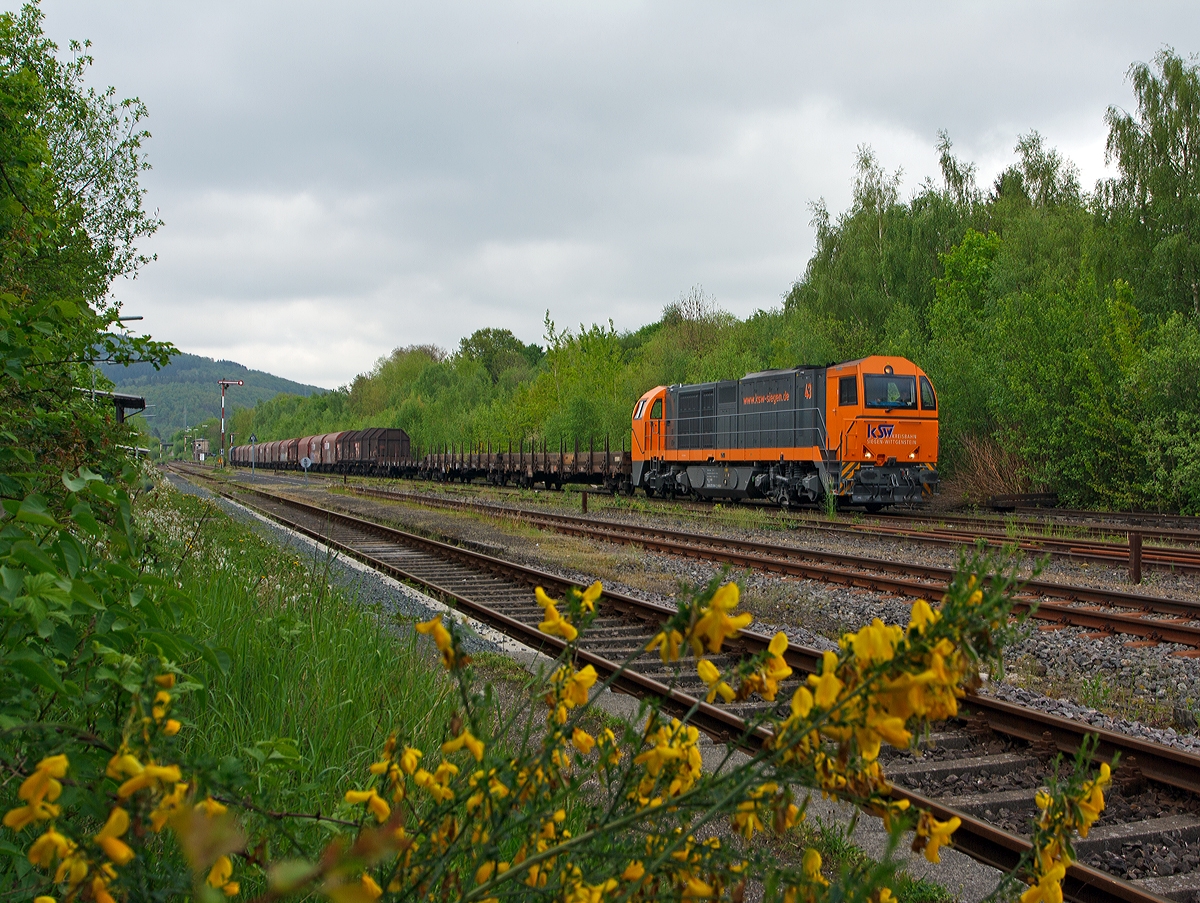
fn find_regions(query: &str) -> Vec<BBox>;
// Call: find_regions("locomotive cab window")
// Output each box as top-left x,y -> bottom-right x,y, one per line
838,376 -> 858,406
633,399 -> 647,419
650,399 -> 662,419
863,374 -> 917,409
919,376 -> 937,411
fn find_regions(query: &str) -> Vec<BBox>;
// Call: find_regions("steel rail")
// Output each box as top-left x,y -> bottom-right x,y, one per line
872,509 -> 1200,547
174,468 -> 1183,903
1010,505 -> 1200,532
344,485 -> 1200,646
838,523 -> 1200,573
339,486 -> 1200,793
223,463 -> 1200,546
359,485 -> 1200,573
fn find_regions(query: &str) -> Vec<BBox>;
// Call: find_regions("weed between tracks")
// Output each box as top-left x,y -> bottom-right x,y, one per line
1006,653 -> 1175,728
325,486 -> 687,593
740,580 -> 848,640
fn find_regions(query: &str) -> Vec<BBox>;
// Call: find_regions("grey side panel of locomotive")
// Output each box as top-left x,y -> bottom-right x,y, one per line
736,370 -> 797,449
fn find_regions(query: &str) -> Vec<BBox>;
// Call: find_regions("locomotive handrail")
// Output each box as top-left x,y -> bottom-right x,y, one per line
666,404 -> 830,452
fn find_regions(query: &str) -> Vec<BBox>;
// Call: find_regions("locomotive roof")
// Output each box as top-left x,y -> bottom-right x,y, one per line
741,362 -> 840,379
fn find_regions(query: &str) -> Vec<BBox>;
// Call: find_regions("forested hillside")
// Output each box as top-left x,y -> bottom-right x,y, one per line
100,351 -> 324,440
233,50 -> 1200,513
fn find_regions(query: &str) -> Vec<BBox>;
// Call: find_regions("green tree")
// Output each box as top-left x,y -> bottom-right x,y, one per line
458,327 -> 542,384
923,228 -> 1002,461
1132,313 -> 1200,512
1103,48 -> 1200,317
0,4 -> 159,302
0,4 -> 171,496
786,142 -> 972,360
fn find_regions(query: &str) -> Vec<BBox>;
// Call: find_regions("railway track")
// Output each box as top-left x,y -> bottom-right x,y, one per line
171,465 -> 1200,903
415,472 -> 1200,548
227,464 -> 1200,551
331,483 -> 1200,651
203,469 -> 1200,647
830,521 -> 1200,574
399,483 -> 1200,574
1007,506 -> 1200,537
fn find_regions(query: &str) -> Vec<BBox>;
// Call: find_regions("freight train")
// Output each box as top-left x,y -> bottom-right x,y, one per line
229,355 -> 939,509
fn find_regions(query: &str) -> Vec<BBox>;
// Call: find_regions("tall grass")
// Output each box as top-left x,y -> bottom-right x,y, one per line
147,487 -> 455,816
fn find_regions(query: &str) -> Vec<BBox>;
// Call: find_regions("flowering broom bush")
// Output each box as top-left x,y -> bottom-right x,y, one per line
2,468 -> 1115,903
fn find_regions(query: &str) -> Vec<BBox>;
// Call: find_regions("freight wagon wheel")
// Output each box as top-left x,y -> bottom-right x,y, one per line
864,503 -> 884,513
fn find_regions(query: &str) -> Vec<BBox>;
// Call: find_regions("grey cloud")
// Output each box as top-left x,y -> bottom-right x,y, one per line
36,1 -> 1200,386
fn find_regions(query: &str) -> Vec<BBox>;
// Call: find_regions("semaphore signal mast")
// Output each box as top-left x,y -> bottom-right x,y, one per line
217,379 -> 243,464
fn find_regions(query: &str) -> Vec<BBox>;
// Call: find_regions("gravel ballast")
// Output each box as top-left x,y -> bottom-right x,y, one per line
266,477 -> 1200,753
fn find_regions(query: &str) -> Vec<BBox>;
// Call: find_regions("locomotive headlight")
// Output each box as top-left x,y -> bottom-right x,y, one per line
909,447 -> 919,459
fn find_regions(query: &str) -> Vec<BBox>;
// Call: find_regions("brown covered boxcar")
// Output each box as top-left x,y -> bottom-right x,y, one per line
338,428 -> 411,476
229,428 -> 413,476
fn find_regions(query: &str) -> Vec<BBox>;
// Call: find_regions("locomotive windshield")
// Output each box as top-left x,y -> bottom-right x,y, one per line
863,374 -> 917,409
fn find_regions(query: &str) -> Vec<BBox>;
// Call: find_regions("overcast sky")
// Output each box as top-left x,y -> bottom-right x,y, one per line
29,2 -> 1200,388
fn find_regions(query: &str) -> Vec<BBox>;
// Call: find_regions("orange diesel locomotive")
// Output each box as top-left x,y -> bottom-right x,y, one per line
630,356 -> 939,509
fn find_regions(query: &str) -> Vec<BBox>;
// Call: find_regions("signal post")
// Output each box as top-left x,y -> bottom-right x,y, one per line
218,379 -> 243,465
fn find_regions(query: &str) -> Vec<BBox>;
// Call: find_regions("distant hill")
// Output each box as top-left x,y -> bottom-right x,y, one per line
98,353 -> 325,440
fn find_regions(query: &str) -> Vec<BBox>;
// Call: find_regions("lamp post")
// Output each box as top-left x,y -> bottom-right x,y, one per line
217,379 -> 243,465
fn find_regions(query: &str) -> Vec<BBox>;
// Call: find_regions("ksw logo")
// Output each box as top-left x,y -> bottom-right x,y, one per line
866,424 -> 895,439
